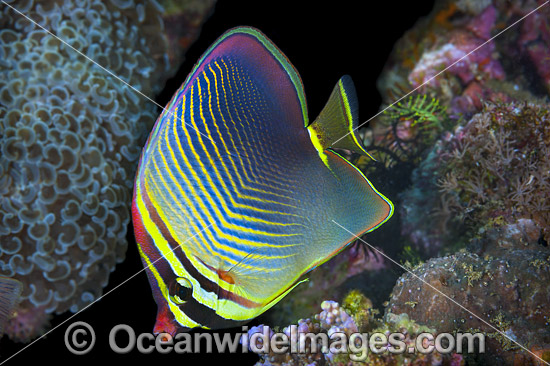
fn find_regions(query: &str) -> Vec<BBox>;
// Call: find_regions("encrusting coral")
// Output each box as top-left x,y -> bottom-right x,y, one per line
0,0 -> 214,342
386,219 -> 550,365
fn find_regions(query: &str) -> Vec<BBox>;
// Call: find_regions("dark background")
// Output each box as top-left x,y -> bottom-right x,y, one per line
0,0 -> 435,364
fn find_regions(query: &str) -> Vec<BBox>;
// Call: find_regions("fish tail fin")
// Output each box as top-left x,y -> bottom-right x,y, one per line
307,75 -> 373,159
0,277 -> 22,336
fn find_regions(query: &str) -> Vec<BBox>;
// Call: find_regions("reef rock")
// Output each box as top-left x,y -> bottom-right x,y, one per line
386,220 -> 550,365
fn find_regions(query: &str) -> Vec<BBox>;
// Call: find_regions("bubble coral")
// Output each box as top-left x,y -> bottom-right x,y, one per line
0,0 -> 179,341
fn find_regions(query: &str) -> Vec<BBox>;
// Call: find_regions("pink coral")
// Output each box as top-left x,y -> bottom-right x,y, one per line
519,5 -> 550,93
409,6 -> 504,89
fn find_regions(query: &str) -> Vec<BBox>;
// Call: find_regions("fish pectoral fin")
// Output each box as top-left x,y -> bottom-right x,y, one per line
307,75 -> 373,159
216,269 -> 236,285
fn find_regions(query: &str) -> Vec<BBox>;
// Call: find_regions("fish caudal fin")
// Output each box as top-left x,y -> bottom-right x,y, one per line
307,76 -> 372,158
0,277 -> 22,336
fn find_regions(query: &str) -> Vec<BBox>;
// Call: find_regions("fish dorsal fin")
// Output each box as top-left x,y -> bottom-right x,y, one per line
140,26 -> 310,169
172,26 -> 307,128
307,75 -> 372,158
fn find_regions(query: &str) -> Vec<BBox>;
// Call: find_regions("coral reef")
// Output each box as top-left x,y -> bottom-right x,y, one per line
386,220 -> 550,365
437,101 -> 550,237
377,0 -> 549,112
408,5 -> 504,91
320,2 -> 550,365
399,100 -> 550,254
369,0 -> 550,256
349,2 -> 550,365
0,0 -> 214,342
367,0 -> 549,183
247,294 -> 463,366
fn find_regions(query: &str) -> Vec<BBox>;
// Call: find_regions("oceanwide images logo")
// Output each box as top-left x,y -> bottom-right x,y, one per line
240,326 -> 485,361
65,322 -> 485,359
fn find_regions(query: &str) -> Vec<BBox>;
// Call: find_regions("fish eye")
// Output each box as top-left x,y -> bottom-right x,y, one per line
168,277 -> 193,305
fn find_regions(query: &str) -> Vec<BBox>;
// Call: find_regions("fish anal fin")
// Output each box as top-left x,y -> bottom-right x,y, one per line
307,75 -> 373,159
262,278 -> 308,312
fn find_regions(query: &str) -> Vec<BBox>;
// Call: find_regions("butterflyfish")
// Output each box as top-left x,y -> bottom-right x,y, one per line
132,26 -> 393,334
